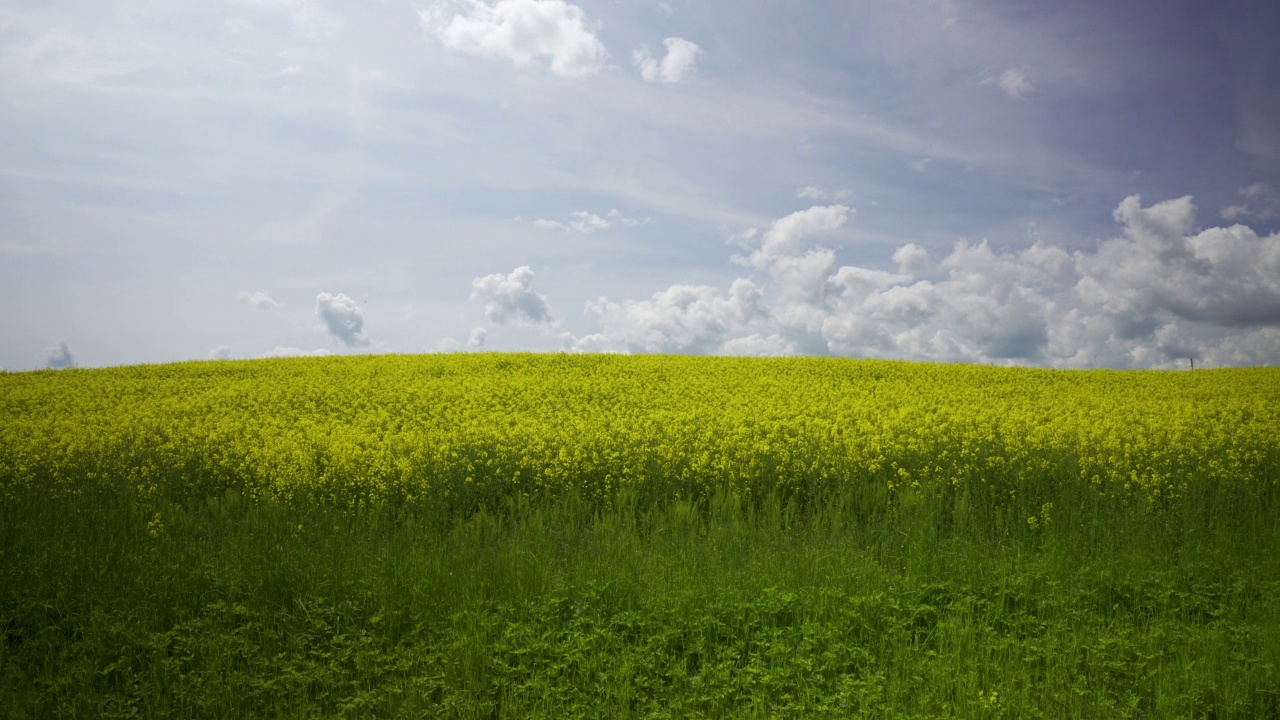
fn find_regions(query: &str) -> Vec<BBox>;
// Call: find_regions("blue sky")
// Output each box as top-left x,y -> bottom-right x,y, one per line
2,0 -> 1278,370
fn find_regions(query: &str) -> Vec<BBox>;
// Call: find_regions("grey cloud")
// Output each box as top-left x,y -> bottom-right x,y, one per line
46,340 -> 75,369
315,292 -> 370,347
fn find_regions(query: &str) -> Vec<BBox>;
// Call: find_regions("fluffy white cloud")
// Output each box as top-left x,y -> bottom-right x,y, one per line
315,292 -> 370,347
471,266 -> 553,324
739,204 -> 851,267
209,346 -> 232,360
892,243 -> 929,274
533,209 -> 650,233
562,195 -> 1280,368
261,346 -> 332,359
581,279 -> 766,354
634,37 -> 702,84
467,326 -> 487,349
46,340 -> 75,369
423,0 -> 606,77
238,290 -> 281,310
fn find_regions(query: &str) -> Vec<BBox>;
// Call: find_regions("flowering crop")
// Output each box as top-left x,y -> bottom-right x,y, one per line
1,354 -> 1277,513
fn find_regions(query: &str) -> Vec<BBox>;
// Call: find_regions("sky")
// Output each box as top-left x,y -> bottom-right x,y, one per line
2,0 -> 1278,370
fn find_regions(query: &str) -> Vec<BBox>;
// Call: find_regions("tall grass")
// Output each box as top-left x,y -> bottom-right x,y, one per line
3,467 -> 1278,718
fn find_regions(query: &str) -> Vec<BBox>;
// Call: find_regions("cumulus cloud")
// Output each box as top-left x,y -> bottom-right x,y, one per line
738,204 -> 851,267
471,266 -> 554,324
563,196 -> 1280,368
423,0 -> 606,77
238,290 -> 281,310
581,279 -> 766,354
892,243 -> 929,274
467,326 -> 487,349
209,346 -> 232,361
261,347 -> 332,359
1077,195 -> 1280,329
634,37 -> 702,83
315,292 -> 370,347
46,340 -> 75,369
533,209 -> 651,233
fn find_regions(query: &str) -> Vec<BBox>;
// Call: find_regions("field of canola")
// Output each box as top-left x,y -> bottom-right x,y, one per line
3,353 -> 1277,512
3,354 -> 1280,718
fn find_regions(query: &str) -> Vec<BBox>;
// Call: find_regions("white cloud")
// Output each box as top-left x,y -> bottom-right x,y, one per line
238,290 -> 281,310
1077,195 -> 1280,329
423,0 -> 607,78
738,204 -> 851,267
261,346 -> 332,359
532,209 -> 650,233
471,265 -> 554,324
985,67 -> 1032,97
892,243 -> 929,274
720,333 -> 796,357
315,292 -> 370,347
634,37 -> 702,84
467,326 -> 487,349
46,340 -> 75,369
209,345 -> 232,360
562,195 -> 1280,368
581,278 -> 766,354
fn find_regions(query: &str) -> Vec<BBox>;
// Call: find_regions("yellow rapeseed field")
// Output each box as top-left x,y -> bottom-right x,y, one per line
1,354 -> 1277,512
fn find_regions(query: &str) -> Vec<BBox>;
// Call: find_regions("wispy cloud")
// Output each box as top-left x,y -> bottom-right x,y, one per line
982,67 -> 1033,97
532,209 -> 651,233
238,290 -> 281,310
1221,182 -> 1280,221
795,186 -> 851,201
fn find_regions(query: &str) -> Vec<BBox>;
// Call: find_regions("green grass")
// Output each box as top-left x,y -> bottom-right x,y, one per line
4,478 -> 1279,718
